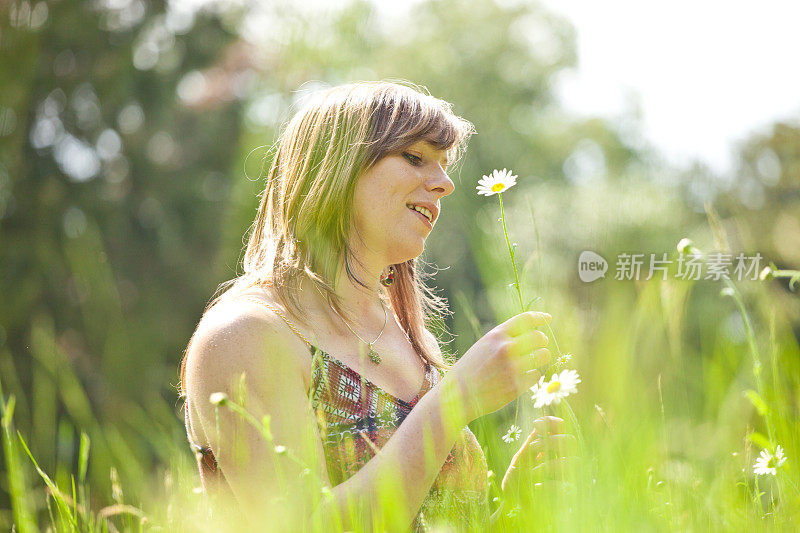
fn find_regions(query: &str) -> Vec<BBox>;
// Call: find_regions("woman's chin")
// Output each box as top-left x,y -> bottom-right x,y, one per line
389,241 -> 426,263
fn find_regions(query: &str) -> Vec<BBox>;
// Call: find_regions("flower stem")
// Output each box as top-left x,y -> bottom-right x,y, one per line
770,268 -> 800,290
499,193 -> 525,313
722,276 -> 775,444
498,192 -> 527,429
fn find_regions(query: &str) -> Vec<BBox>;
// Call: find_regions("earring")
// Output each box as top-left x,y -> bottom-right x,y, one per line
380,265 -> 396,287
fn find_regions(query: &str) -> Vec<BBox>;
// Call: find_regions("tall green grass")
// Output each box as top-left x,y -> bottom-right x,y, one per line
2,215 -> 799,531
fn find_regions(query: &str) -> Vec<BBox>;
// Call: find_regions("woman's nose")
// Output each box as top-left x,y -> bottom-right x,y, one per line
426,167 -> 455,199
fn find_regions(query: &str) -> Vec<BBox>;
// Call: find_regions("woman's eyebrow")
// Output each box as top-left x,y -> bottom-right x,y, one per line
417,141 -> 450,167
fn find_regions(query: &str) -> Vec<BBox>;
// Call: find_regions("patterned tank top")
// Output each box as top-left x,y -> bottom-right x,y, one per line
186,298 -> 489,531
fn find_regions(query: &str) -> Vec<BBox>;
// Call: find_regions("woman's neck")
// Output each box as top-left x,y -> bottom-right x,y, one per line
298,267 -> 390,338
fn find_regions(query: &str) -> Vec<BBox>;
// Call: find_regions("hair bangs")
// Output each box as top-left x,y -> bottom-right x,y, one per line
365,86 -> 474,169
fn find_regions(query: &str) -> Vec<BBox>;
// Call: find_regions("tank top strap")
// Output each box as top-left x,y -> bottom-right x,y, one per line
243,298 -> 329,402
244,298 -> 313,348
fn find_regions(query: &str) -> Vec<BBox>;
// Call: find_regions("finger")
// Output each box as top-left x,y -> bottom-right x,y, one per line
504,311 -> 552,337
527,434 -> 579,458
520,368 -> 541,391
530,347 -> 551,367
531,416 -> 566,437
506,457 -> 580,493
512,434 -> 577,469
508,426 -> 545,464
510,426 -> 540,464
529,456 -> 576,480
510,347 -> 547,393
510,341 -> 548,389
504,424 -> 542,483
517,354 -> 546,390
507,330 -> 549,361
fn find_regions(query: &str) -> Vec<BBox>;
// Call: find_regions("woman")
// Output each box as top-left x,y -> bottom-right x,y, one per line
179,81 -> 571,532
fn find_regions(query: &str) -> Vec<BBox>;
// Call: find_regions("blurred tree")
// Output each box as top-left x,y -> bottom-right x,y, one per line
727,121 -> 800,265
722,122 -> 800,327
1,0 -> 240,505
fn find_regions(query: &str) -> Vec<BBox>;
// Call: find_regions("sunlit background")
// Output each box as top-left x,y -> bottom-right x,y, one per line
1,0 -> 798,530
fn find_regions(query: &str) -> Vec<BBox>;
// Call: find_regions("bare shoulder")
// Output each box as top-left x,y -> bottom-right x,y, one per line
184,295 -> 311,405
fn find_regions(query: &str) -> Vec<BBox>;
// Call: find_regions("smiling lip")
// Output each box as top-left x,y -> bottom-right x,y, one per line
406,202 -> 439,224
409,207 -> 433,229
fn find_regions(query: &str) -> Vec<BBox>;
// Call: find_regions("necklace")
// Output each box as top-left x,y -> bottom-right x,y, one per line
326,296 -> 387,365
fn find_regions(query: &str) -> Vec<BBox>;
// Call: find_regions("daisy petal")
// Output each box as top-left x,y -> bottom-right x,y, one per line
475,168 -> 519,197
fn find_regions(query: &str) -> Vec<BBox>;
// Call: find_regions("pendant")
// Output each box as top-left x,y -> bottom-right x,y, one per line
367,344 -> 381,365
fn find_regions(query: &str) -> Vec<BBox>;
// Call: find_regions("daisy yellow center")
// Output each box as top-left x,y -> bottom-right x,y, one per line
767,457 -> 777,468
546,381 -> 561,393
491,183 -> 505,192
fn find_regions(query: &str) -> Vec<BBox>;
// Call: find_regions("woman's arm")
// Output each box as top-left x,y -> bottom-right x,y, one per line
312,374 -> 469,531
185,304 -> 332,530
186,305 -> 549,531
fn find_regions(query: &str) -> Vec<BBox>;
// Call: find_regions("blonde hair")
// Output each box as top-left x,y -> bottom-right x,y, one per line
180,80 -> 475,394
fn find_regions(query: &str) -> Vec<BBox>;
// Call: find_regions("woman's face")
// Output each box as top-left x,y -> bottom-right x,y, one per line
351,139 -> 455,265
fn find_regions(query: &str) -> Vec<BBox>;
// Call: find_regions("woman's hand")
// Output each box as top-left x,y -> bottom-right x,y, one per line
501,416 -> 577,499
440,311 -> 552,425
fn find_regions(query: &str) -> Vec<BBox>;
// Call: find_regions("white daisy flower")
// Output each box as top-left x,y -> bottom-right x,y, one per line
554,352 -> 573,367
530,369 -> 581,408
476,168 -> 518,196
753,445 -> 787,476
501,424 -> 522,443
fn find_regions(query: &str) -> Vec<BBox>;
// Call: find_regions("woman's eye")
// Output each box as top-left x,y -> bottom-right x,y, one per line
403,152 -> 423,166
